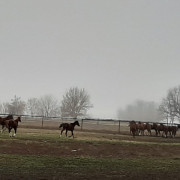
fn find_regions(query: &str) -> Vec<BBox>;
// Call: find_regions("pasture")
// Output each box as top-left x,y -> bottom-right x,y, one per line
0,121 -> 180,180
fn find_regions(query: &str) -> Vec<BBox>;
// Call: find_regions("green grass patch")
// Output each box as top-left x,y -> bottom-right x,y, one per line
1,129 -> 180,148
0,154 -> 179,179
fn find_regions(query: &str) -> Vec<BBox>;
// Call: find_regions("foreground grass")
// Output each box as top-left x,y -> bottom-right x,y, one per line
0,154 -> 180,180
0,128 -> 180,179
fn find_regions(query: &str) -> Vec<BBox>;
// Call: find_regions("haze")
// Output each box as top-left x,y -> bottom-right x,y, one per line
0,1 -> 180,118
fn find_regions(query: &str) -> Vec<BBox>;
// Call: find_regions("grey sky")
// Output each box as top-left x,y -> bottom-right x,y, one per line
0,1 -> 180,118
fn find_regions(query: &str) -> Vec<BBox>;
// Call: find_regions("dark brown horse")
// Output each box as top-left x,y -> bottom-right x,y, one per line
0,114 -> 13,133
59,121 -> 80,138
152,123 -> 168,138
168,126 -> 178,138
5,116 -> 21,137
145,123 -> 152,136
129,121 -> 137,138
151,123 -> 158,136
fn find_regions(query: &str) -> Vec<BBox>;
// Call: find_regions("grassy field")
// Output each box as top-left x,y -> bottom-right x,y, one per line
0,128 -> 180,180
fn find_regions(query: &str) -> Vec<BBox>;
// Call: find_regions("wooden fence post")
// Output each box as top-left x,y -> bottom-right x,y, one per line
42,117 -> 44,128
81,119 -> 83,130
118,120 -> 121,133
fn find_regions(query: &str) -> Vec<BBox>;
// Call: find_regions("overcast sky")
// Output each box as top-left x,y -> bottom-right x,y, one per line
0,1 -> 180,118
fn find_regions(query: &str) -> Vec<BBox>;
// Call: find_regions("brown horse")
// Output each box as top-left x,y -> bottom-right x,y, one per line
59,121 -> 80,138
5,116 -> 21,137
151,123 -> 158,136
145,123 -> 152,136
155,123 -> 168,138
129,121 -> 137,138
168,126 -> 178,138
137,121 -> 146,136
0,114 -> 13,133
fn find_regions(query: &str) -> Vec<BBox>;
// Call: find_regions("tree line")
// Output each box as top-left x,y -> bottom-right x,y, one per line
117,100 -> 162,122
0,87 -> 92,118
117,85 -> 180,124
0,85 -> 179,124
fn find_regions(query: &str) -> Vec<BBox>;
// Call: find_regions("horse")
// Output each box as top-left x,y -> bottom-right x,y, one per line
5,116 -> 21,137
145,123 -> 152,136
0,114 -> 13,133
59,121 -> 80,138
155,123 -> 168,138
129,121 -> 137,138
168,126 -> 178,138
137,121 -> 146,136
151,123 -> 158,136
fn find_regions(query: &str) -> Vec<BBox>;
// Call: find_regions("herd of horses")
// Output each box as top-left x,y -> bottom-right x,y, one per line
0,115 -> 179,139
129,120 -> 179,138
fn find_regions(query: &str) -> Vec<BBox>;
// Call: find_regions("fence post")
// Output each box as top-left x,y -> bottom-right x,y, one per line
118,120 -> 121,133
42,117 -> 44,128
81,119 -> 83,130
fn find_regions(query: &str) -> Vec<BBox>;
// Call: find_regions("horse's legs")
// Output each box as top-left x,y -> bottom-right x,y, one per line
2,125 -> 6,133
60,129 -> 64,137
8,128 -> 12,137
71,130 -> 74,138
155,130 -> 157,136
161,131 -> 164,137
65,130 -> 68,137
1,125 -> 4,133
1,125 -> 7,133
13,128 -> 17,137
142,130 -> 144,136
132,130 -> 135,138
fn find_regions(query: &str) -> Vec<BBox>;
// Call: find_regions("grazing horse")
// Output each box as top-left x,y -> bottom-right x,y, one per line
59,121 -> 80,138
5,116 -> 21,137
0,114 -> 13,133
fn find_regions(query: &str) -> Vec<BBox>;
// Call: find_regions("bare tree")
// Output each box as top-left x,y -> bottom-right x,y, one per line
0,102 -> 9,114
159,86 -> 180,124
26,98 -> 39,116
36,95 -> 60,117
7,95 -> 26,115
61,87 -> 92,118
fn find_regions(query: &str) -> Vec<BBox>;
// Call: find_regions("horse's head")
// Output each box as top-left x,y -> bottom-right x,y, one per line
17,116 -> 21,122
74,121 -> 80,126
59,123 -> 64,128
129,121 -> 135,126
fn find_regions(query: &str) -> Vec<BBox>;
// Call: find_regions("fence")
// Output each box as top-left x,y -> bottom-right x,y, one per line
21,116 -> 131,134
1,114 -> 180,135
